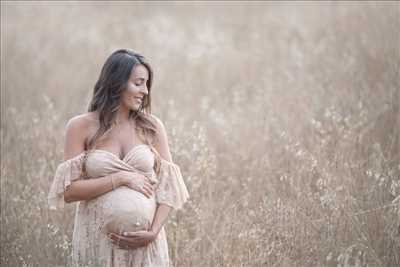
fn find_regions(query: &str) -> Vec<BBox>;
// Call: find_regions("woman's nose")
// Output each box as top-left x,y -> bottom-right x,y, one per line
141,85 -> 148,95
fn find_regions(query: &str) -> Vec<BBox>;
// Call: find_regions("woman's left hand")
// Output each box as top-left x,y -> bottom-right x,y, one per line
108,230 -> 157,249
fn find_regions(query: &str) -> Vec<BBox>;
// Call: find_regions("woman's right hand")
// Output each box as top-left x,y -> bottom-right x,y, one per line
115,171 -> 156,198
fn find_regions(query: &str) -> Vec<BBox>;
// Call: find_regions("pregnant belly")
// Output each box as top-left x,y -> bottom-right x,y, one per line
95,187 -> 157,235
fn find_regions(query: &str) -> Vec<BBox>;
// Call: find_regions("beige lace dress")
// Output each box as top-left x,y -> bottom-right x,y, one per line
47,144 -> 190,267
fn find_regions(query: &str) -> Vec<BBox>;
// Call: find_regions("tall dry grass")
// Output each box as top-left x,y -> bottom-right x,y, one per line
1,1 -> 399,266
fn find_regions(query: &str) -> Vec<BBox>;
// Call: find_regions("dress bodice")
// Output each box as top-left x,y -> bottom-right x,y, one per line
84,144 -> 157,180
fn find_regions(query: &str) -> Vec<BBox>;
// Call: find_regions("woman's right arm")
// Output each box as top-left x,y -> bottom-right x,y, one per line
64,174 -> 122,203
62,116 -> 155,203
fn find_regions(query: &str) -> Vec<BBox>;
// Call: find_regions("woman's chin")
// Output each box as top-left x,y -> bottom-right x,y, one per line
129,104 -> 141,112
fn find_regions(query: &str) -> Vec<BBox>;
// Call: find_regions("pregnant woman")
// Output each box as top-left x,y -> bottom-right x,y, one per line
47,49 -> 190,266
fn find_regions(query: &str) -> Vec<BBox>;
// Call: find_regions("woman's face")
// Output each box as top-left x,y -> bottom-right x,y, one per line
120,64 -> 149,111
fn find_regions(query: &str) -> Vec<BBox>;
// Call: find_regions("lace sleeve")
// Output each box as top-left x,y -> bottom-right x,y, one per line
47,152 -> 86,210
154,159 -> 190,210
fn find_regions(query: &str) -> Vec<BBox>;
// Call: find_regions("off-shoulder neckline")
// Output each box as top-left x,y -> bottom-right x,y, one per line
61,144 -> 179,168
89,144 -> 150,162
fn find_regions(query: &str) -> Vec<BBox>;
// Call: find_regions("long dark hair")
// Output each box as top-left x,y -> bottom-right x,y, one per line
85,49 -> 162,173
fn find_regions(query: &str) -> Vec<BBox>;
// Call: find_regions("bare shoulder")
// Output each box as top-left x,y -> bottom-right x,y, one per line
148,113 -> 172,161
148,113 -> 169,144
148,113 -> 166,132
65,112 -> 98,140
66,112 -> 96,129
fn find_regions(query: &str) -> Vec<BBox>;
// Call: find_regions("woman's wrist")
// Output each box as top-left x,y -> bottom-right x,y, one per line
149,226 -> 160,235
110,174 -> 124,188
110,175 -> 116,190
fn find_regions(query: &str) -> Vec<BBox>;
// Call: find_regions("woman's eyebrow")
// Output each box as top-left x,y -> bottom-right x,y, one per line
135,77 -> 147,81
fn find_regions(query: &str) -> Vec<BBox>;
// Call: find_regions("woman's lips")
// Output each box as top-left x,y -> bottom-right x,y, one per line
134,97 -> 142,104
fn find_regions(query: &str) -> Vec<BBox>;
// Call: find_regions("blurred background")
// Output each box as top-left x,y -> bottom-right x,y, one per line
1,1 -> 399,266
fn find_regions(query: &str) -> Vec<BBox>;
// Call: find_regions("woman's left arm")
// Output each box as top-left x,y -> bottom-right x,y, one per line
149,115 -> 174,235
149,203 -> 173,235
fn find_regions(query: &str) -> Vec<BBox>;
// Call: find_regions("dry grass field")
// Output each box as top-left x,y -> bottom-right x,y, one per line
1,1 -> 399,266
